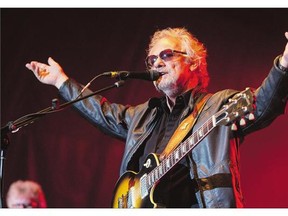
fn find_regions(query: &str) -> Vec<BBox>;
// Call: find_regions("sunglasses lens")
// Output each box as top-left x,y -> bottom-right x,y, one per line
146,55 -> 157,68
159,49 -> 174,61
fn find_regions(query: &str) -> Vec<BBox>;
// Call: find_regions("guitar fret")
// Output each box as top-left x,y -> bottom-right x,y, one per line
148,174 -> 151,186
155,168 -> 159,180
179,145 -> 183,158
199,127 -> 203,138
182,143 -> 186,153
203,122 -> 208,135
159,164 -> 163,176
195,131 -> 199,143
208,119 -> 213,130
188,137 -> 193,146
166,158 -> 170,168
207,120 -> 212,132
162,162 -> 166,173
171,154 -> 175,166
162,163 -> 165,174
190,135 -> 195,148
171,156 -> 175,168
175,148 -> 180,160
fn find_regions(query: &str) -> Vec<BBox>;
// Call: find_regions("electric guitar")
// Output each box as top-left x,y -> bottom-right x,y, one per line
111,88 -> 255,208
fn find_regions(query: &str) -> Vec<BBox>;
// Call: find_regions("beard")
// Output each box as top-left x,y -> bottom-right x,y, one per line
154,73 -> 184,97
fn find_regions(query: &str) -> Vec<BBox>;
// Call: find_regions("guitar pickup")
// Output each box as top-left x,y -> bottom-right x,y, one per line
140,174 -> 148,199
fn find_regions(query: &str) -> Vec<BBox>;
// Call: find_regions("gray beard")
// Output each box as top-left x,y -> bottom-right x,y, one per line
154,78 -> 184,98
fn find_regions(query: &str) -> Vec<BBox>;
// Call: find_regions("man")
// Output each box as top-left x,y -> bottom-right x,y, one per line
6,180 -> 47,208
26,28 -> 288,208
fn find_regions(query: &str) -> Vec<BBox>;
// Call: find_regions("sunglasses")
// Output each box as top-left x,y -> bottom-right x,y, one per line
145,49 -> 187,69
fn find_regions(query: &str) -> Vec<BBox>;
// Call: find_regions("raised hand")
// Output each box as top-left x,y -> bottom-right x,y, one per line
26,57 -> 68,89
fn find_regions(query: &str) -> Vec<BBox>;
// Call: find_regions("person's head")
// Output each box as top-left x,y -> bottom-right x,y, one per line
6,180 -> 47,208
146,27 -> 209,98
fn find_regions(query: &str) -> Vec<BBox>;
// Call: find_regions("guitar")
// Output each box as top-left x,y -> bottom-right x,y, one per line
111,88 -> 255,208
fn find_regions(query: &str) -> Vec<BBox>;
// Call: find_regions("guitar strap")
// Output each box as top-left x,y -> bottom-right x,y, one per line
159,93 -> 212,161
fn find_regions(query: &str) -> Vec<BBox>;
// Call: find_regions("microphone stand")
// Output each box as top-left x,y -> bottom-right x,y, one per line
0,80 -> 125,208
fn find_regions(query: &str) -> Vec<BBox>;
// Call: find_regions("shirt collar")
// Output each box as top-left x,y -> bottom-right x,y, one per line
160,89 -> 193,113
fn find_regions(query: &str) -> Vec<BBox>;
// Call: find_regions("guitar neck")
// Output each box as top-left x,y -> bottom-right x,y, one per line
146,114 -> 217,190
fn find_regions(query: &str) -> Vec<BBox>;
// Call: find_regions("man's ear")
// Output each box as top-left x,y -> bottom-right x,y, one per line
189,60 -> 199,72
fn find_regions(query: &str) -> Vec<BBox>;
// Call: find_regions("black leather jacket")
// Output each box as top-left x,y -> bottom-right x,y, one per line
59,56 -> 288,207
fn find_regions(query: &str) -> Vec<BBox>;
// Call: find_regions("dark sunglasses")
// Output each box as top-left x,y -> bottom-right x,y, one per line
145,49 -> 187,69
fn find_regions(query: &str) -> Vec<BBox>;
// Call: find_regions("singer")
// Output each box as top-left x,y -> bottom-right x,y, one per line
26,27 -> 288,208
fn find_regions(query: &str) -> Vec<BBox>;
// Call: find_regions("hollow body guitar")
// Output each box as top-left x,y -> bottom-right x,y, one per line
111,88 -> 254,208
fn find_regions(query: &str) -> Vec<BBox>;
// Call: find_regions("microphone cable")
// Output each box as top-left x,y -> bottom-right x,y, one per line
75,73 -> 107,99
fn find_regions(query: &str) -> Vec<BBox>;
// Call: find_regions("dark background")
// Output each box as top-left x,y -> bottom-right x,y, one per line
1,8 -> 288,208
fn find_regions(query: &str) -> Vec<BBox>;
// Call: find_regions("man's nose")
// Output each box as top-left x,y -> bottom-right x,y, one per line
153,57 -> 165,68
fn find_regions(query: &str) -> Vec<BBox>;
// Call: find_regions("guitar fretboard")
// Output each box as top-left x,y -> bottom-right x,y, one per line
146,115 -> 217,189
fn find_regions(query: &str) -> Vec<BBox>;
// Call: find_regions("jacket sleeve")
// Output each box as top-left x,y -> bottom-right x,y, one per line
242,55 -> 288,135
58,78 -> 136,141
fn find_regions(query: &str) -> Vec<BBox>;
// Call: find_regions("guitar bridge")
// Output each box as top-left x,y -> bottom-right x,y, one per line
118,193 -> 128,208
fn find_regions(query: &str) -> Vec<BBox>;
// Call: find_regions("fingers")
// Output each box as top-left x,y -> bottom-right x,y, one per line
25,62 -> 35,71
285,32 -> 288,40
25,63 -> 31,70
26,60 -> 52,73
26,57 -> 60,73
26,61 -> 47,71
25,61 -> 50,80
48,57 -> 61,69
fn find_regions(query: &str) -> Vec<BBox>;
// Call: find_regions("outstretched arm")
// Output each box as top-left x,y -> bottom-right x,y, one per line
26,57 -> 68,89
242,32 -> 288,135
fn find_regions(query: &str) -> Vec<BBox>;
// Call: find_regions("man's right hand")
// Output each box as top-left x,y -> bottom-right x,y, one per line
26,57 -> 68,89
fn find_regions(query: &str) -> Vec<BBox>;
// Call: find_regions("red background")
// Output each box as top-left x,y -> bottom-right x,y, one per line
1,8 -> 288,207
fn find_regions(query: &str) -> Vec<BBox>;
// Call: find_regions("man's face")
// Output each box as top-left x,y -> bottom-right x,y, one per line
148,37 -> 194,96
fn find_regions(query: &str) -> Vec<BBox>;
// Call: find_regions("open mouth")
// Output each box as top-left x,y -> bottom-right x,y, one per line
159,71 -> 168,76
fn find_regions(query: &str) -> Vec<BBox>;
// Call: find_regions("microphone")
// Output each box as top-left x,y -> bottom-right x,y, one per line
103,70 -> 166,81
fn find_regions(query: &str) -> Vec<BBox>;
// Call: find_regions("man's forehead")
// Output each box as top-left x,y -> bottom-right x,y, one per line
149,37 -> 181,54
